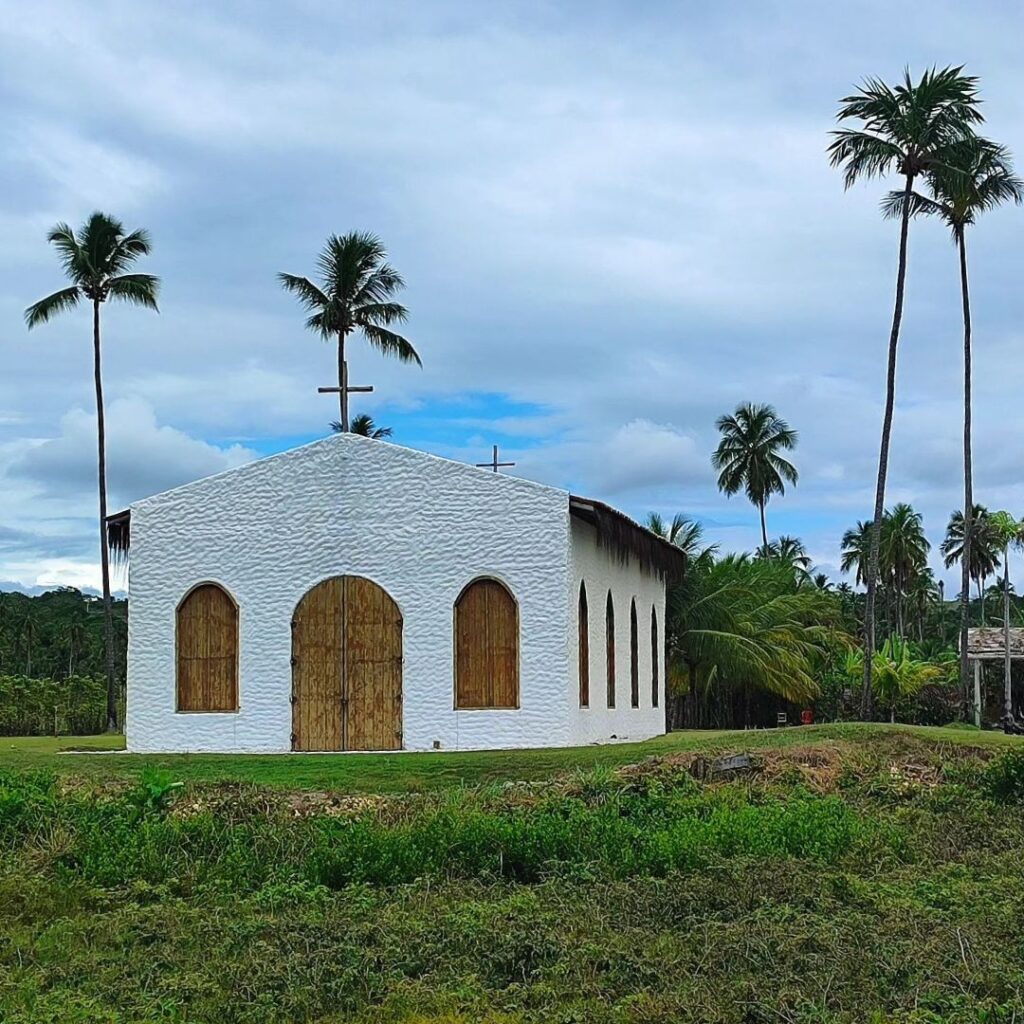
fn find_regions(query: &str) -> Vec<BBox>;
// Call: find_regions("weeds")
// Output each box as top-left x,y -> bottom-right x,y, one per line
0,733 -> 1023,1022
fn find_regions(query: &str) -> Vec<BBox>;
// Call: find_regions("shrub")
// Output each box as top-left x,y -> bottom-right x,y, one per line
981,748 -> 1024,803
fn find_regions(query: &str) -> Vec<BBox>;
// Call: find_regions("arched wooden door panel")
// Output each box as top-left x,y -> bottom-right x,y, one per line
455,578 -> 519,708
291,576 -> 402,751
177,583 -> 238,712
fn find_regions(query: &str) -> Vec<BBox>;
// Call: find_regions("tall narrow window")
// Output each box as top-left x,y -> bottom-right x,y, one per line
606,591 -> 615,708
177,583 -> 238,712
630,599 -> 639,708
578,582 -> 590,707
651,606 -> 660,707
455,578 -> 519,709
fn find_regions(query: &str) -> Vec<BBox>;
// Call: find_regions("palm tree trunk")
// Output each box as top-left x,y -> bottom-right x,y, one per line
861,172 -> 914,721
1004,547 -> 1012,725
759,500 -> 768,553
337,330 -> 348,432
958,230 -> 974,721
93,299 -> 118,733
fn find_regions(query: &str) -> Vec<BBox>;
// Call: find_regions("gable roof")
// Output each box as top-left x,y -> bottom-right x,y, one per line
107,434 -> 686,579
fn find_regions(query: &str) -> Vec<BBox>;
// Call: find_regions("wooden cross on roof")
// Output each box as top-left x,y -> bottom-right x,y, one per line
317,360 -> 372,432
476,444 -> 515,473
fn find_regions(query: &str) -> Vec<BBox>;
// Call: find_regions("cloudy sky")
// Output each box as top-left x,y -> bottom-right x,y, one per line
2,0 -> 1023,594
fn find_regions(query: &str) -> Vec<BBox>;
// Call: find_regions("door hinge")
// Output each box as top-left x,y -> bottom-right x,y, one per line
289,692 -> 297,705
290,656 -> 298,667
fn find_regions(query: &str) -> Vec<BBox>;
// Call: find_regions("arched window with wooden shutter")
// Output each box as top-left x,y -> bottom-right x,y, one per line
605,591 -> 615,708
630,599 -> 639,708
651,606 -> 660,707
578,582 -> 589,707
176,583 -> 238,712
455,578 -> 519,709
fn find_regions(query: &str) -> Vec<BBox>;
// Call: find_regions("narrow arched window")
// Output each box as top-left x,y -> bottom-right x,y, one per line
651,606 -> 660,707
630,599 -> 639,708
177,583 -> 238,712
455,578 -> 519,709
578,582 -> 590,708
606,591 -> 615,708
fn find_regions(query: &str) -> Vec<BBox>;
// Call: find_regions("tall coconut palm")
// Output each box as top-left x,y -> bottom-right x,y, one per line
828,65 -> 983,717
881,502 -> 930,638
884,137 -> 1023,714
24,212 -> 159,731
942,506 -> 1001,623
711,403 -> 798,551
279,232 -> 420,432
989,511 -> 1024,725
331,413 -> 393,439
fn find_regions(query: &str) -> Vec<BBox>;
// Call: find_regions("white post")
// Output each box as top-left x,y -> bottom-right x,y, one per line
974,660 -> 982,728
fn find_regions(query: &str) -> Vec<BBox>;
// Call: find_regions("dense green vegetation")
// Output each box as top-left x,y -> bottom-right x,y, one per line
0,588 -> 126,681
2,728 -> 1024,1022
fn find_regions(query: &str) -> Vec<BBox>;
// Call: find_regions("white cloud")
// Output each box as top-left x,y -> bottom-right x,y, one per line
9,397 -> 256,507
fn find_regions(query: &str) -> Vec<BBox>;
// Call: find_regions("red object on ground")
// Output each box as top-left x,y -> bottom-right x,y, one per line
800,709 -> 814,725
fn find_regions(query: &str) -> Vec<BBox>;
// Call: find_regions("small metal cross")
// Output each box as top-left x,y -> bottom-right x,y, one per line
476,444 -> 516,473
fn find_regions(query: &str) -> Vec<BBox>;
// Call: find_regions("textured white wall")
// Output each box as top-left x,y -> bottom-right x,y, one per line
126,434 -> 573,752
566,519 -> 667,745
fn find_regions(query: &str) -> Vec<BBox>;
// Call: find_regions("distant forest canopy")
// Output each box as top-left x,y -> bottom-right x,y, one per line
0,588 -> 127,680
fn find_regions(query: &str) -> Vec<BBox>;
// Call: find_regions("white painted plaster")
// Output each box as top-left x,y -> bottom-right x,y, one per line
566,519 -> 667,745
125,433 -> 666,753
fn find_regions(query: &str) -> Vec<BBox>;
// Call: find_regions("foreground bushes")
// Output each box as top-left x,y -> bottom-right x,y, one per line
0,769 -> 892,892
4,739 -> 1024,1023
0,674 -> 106,735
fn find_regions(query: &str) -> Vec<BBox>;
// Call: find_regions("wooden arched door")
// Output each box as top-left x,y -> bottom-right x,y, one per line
291,576 -> 403,751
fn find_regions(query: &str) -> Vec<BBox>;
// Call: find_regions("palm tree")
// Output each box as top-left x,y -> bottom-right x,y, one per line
646,512 -> 717,561
828,65 -> 983,718
881,503 -> 930,638
989,511 -> 1024,725
884,137 -> 1023,714
763,535 -> 812,584
279,232 -> 420,432
24,212 -> 159,730
711,403 -> 798,551
942,506 -> 1001,623
840,520 -> 874,588
332,413 -> 393,439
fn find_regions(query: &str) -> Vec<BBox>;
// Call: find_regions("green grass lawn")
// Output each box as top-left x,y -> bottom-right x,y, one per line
2,721 -> 1021,791
4,724 -> 1024,1022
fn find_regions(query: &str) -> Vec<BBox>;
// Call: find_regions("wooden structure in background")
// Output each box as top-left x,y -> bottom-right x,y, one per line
291,576 -> 403,751
454,578 -> 519,708
176,584 -> 238,712
963,628 -> 1024,727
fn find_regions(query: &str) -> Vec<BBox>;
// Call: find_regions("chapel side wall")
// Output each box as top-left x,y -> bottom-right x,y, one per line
126,435 -> 573,753
566,518 -> 667,745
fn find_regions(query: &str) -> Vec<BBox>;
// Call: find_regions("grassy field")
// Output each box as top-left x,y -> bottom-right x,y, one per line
3,724 -> 1024,1022
3,721 -> 1021,791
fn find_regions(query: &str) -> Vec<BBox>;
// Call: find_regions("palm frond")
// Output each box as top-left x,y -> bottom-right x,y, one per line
278,273 -> 330,312
361,324 -> 422,366
24,286 -> 81,328
107,273 -> 160,311
354,301 -> 408,327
